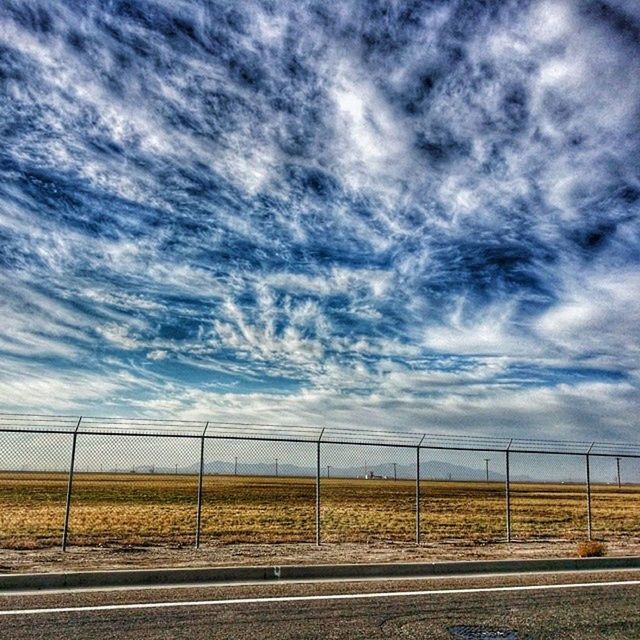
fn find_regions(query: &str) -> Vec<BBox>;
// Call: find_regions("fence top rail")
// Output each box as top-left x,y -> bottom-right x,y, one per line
0,412 -> 638,457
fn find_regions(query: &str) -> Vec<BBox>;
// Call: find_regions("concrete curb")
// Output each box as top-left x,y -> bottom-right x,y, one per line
1,556 -> 639,592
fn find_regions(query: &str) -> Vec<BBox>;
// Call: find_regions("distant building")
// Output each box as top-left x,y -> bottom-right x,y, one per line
365,471 -> 388,480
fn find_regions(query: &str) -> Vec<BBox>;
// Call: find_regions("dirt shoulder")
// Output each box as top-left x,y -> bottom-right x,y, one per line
1,539 -> 639,574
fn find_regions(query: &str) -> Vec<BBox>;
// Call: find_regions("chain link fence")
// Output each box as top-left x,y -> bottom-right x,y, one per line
0,414 -> 638,550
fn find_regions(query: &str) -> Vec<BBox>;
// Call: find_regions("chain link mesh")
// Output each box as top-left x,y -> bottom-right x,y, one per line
510,452 -> 589,541
0,414 -> 638,549
591,455 -> 640,539
70,434 -> 200,546
320,443 -> 416,543
420,448 -> 506,543
200,438 -> 316,544
0,431 -> 72,548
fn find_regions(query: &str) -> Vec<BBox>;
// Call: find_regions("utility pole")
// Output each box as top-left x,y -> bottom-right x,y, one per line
616,457 -> 621,489
234,456 -> 238,476
393,462 -> 397,481
484,458 -> 490,483
327,465 -> 331,479
275,458 -> 278,477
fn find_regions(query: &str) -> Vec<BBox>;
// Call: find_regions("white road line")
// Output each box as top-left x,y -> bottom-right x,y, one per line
1,579 -> 639,616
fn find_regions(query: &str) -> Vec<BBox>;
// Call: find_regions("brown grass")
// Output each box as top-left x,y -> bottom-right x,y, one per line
0,472 -> 639,549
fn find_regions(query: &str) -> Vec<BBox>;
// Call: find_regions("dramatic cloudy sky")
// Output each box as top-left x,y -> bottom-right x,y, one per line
0,0 -> 639,441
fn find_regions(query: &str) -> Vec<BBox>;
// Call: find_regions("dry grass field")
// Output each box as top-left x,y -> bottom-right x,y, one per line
0,472 -> 638,549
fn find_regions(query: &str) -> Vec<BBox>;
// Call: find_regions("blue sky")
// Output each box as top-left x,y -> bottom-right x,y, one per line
0,0 -> 639,441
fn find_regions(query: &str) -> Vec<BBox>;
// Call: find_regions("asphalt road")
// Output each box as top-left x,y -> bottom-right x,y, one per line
1,570 -> 639,639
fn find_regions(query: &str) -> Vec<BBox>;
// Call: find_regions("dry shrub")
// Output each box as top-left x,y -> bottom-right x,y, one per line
576,540 -> 606,558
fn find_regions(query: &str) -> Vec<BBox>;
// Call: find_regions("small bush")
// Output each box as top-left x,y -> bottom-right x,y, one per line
576,540 -> 606,558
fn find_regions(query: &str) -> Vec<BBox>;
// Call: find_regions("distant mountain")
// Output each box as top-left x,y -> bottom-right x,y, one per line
172,459 -> 533,482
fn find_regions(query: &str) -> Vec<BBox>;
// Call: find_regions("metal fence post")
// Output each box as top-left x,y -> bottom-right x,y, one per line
586,443 -> 594,541
62,416 -> 82,552
316,428 -> 324,546
195,422 -> 209,549
416,435 -> 426,544
505,440 -> 512,543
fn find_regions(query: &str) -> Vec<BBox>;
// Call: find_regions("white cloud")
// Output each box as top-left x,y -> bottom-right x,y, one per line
423,298 -> 537,357
266,267 -> 392,297
116,375 -> 639,445
147,350 -> 168,361
0,362 -> 128,412
535,268 -> 640,369
95,324 -> 140,350
328,60 -> 413,204
1,0 -> 638,446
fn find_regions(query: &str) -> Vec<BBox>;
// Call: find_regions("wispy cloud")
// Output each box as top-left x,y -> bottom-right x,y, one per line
0,0 -> 638,441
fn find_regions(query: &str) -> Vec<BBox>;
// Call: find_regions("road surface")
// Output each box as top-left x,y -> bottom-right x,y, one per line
1,569 -> 639,639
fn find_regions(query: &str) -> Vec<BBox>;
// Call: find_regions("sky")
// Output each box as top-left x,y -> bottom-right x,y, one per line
0,0 -> 639,443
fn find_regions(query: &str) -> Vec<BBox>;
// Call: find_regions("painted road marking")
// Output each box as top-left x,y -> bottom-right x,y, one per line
1,579 -> 639,616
